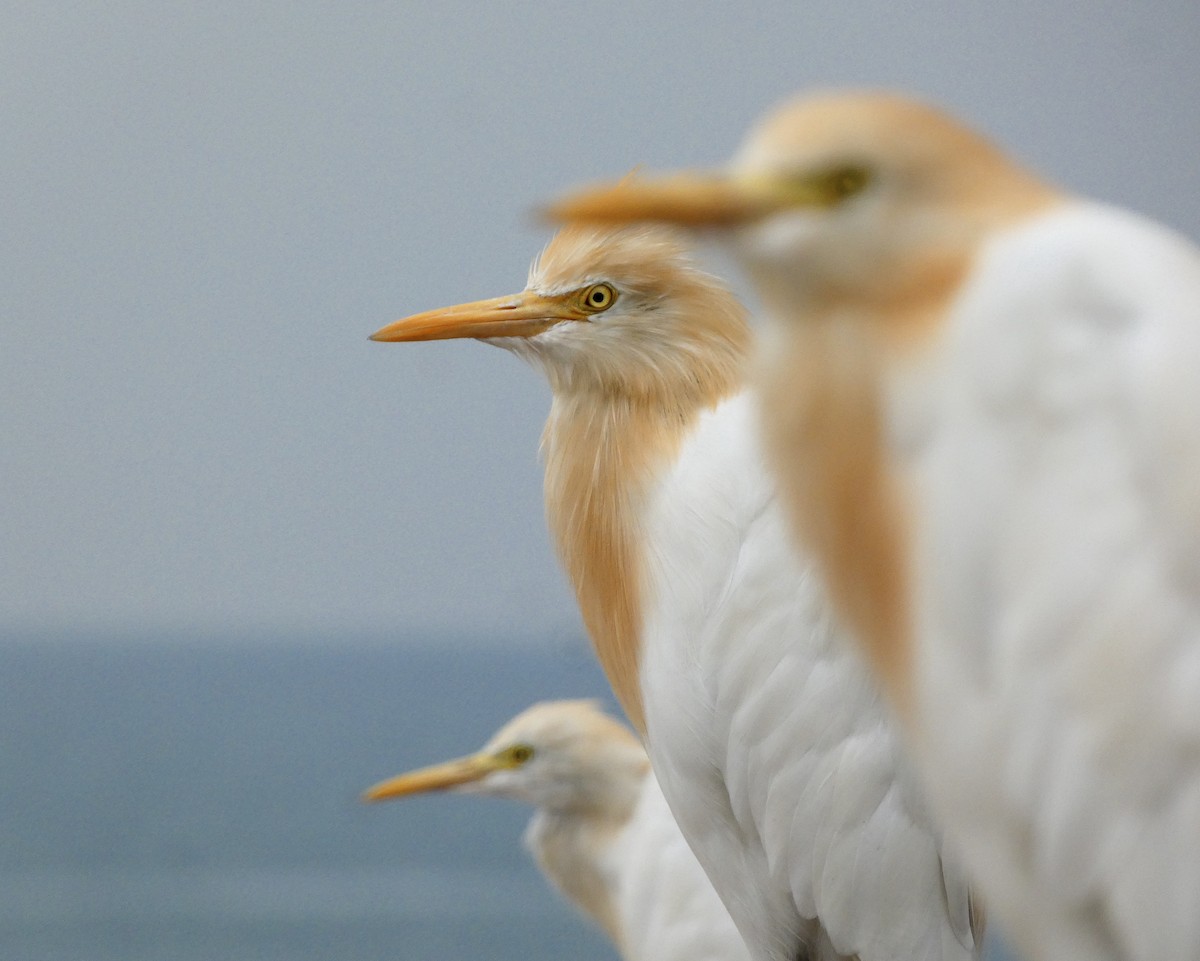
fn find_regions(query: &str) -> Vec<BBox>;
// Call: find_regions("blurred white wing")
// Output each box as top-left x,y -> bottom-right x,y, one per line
616,773 -> 753,961
911,202 -> 1200,961
641,394 -> 979,961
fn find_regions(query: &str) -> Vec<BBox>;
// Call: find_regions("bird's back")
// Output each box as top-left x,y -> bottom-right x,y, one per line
907,200 -> 1200,961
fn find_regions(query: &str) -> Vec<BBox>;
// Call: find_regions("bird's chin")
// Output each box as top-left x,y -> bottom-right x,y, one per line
482,320 -> 573,351
478,335 -> 526,352
483,323 -> 585,369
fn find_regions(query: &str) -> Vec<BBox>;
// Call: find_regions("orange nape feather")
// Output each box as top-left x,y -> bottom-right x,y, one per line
529,226 -> 751,732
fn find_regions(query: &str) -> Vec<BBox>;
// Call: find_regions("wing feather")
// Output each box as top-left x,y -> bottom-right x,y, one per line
642,394 -> 978,961
917,202 -> 1200,961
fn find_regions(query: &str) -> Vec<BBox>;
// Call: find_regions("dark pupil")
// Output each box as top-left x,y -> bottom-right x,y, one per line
591,290 -> 604,304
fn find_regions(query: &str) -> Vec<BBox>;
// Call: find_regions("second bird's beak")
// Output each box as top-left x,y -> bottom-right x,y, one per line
362,752 -> 500,802
370,291 -> 585,343
543,171 -> 786,228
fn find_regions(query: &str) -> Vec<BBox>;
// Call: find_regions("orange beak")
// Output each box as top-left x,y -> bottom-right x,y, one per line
542,171 -> 786,228
362,752 -> 500,802
370,290 -> 586,343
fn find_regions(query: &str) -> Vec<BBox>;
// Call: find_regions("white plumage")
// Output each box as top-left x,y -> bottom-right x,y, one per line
907,202 -> 1200,961
638,393 -> 976,961
371,225 -> 980,961
363,699 -> 751,961
545,90 -> 1200,961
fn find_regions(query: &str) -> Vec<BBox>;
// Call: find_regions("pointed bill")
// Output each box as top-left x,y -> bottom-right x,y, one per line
370,291 -> 585,343
362,753 -> 499,802
542,172 -> 788,228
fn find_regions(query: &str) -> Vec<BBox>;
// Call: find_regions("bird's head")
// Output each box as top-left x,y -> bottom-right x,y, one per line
545,92 -> 1057,317
362,700 -> 649,817
372,225 -> 750,401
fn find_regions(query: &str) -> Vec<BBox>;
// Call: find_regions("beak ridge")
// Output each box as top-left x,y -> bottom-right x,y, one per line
543,172 -> 778,228
370,291 -> 580,343
362,753 -> 497,802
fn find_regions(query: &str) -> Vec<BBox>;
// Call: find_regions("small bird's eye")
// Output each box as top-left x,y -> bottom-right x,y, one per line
507,744 -> 534,765
790,164 -> 872,207
580,283 -> 617,313
825,165 -> 871,202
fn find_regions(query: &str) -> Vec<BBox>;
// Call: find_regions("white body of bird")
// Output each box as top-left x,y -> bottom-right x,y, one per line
363,699 -> 751,961
371,226 -> 980,961
635,390 -> 977,961
546,92 -> 1200,961
899,200 -> 1200,961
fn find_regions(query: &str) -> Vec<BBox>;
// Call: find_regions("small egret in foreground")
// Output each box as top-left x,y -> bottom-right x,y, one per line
363,700 -> 751,961
546,90 -> 1200,961
371,225 -> 980,961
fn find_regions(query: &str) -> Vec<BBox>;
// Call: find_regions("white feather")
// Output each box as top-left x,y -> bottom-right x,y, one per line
903,202 -> 1200,961
641,393 -> 977,961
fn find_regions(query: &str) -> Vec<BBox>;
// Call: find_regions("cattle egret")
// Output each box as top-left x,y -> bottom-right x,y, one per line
362,700 -> 751,961
370,225 -> 981,961
546,91 -> 1200,961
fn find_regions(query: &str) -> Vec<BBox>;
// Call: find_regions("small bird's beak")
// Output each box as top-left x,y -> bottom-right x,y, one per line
362,753 -> 500,802
543,171 -> 787,228
370,291 -> 585,343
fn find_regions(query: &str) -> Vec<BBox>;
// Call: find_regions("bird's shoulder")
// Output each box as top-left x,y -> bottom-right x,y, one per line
926,199 -> 1200,627
953,200 -> 1200,399
668,390 -> 771,508
639,390 -> 779,606
931,196 -> 1200,637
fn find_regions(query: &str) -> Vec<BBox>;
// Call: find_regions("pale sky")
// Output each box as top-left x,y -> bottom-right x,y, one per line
3,0 -> 1198,641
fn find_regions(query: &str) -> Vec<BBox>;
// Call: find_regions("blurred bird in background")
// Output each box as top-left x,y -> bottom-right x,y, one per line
547,90 -> 1200,961
371,225 -> 980,961
363,699 -> 751,961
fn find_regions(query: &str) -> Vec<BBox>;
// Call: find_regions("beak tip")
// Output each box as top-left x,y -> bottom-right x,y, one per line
369,325 -> 407,343
540,191 -> 615,225
533,203 -> 560,225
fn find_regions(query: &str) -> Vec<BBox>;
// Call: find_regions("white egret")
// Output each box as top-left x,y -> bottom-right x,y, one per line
363,699 -> 751,961
370,225 -> 981,961
546,90 -> 1200,961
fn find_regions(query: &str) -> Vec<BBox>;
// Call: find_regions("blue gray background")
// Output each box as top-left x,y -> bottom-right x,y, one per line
5,0 -> 1198,641
1,4 -> 1196,958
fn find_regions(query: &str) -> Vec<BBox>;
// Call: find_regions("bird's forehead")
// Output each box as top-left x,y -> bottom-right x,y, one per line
487,704 -> 575,748
731,91 -> 971,175
531,277 -> 606,298
528,260 -> 650,300
485,700 -> 619,751
531,224 -> 688,292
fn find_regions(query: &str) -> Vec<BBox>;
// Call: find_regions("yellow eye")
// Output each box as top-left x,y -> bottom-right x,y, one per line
822,165 -> 871,203
787,164 -> 872,207
504,744 -> 535,765
579,283 -> 617,313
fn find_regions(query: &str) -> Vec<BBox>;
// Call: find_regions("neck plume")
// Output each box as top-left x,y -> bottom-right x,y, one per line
540,343 -> 747,733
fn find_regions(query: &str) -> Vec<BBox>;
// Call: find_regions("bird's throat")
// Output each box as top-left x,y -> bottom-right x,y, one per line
527,809 -> 628,948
